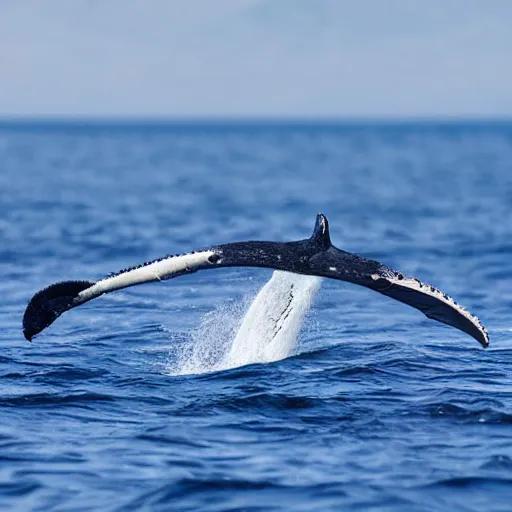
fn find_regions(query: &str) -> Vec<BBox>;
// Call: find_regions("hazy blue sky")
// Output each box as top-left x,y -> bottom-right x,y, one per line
1,0 -> 511,118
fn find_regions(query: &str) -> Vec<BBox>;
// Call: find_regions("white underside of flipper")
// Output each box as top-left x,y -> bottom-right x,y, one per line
78,250 -> 215,301
372,272 -> 489,347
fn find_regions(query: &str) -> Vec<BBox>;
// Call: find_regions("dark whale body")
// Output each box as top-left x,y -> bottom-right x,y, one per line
23,214 -> 489,347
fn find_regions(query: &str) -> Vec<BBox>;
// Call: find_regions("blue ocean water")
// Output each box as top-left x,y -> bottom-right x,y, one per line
1,121 -> 512,511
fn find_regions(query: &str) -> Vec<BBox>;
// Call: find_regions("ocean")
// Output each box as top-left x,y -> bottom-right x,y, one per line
1,121 -> 511,511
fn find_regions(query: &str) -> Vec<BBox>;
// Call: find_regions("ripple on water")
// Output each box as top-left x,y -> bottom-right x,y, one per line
2,122 -> 512,511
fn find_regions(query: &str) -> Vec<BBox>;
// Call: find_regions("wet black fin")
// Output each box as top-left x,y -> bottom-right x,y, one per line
311,213 -> 332,249
23,281 -> 94,341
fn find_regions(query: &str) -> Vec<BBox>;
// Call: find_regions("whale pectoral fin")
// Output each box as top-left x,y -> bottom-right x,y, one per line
23,281 -> 95,341
371,276 -> 489,348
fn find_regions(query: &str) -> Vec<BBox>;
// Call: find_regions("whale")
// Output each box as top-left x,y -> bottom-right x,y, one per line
22,214 -> 489,347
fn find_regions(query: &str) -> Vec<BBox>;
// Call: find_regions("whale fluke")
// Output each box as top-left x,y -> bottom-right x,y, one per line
22,214 -> 489,347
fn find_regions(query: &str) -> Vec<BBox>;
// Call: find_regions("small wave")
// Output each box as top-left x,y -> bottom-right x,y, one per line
0,391 -> 115,407
211,392 -> 317,413
480,454 -> 512,471
422,403 -> 512,423
116,478 -> 288,512
424,476 -> 512,489
31,366 -> 108,382
0,480 -> 42,498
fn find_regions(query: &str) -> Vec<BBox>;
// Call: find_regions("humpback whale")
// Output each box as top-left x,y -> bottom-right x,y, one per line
22,214 -> 489,347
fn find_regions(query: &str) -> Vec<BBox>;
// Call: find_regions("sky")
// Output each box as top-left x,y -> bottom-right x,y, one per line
1,0 -> 511,118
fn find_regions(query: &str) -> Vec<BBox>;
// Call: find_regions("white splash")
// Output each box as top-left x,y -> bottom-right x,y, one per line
169,271 -> 321,375
222,272 -> 321,368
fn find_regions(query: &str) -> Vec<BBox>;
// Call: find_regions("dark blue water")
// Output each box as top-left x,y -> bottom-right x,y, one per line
1,121 -> 512,511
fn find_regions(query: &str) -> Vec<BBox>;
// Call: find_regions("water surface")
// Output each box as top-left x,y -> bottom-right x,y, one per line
1,121 -> 512,511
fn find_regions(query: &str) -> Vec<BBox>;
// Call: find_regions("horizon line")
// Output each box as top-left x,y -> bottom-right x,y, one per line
1,115 -> 512,126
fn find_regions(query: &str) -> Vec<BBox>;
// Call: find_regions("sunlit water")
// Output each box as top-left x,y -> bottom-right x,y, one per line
1,121 -> 512,511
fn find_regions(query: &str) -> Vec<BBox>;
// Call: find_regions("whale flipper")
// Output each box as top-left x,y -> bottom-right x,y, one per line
22,214 -> 489,347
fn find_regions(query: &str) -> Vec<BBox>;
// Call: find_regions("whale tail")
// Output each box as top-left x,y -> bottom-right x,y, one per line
23,280 -> 94,341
